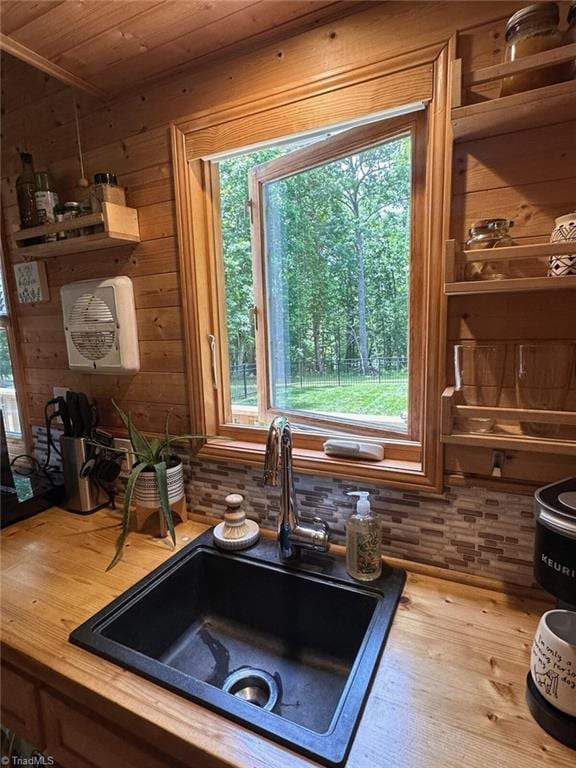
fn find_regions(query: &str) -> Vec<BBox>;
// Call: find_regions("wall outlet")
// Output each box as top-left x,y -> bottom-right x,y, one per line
52,387 -> 70,425
114,437 -> 136,478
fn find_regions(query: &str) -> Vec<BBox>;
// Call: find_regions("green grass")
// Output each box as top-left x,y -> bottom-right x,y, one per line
234,381 -> 407,418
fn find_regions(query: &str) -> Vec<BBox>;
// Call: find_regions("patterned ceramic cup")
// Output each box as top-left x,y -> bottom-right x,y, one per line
549,212 -> 576,277
531,609 -> 576,717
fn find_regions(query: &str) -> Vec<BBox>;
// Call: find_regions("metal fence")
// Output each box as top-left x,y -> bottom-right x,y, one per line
230,357 -> 408,402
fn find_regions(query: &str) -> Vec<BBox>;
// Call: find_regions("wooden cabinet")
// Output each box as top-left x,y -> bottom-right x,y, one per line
39,690 -> 186,768
0,661 -> 191,768
0,663 -> 44,748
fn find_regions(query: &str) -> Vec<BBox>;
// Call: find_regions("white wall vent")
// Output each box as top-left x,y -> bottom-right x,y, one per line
60,277 -> 140,374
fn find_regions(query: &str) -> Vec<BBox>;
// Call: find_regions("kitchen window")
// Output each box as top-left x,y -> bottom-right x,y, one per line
0,237 -> 25,448
218,115 -> 421,441
172,50 -> 449,488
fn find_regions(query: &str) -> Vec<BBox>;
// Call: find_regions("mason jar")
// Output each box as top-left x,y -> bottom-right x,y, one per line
464,219 -> 514,280
501,3 -> 565,96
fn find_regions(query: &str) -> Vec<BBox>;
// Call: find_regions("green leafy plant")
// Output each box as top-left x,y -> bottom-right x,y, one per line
107,402 -> 210,570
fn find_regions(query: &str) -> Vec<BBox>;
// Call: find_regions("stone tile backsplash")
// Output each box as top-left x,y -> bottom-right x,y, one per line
181,453 -> 536,588
33,426 -> 536,587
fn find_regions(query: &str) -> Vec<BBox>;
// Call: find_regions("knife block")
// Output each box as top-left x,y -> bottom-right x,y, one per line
61,436 -> 107,514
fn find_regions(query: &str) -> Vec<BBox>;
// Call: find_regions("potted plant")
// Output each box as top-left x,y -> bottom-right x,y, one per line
107,402 -> 208,570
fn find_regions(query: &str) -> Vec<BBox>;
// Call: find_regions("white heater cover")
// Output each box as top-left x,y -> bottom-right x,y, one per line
60,276 -> 140,374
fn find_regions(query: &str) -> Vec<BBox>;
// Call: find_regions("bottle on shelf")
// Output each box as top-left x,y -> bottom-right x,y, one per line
34,171 -> 59,243
16,153 -> 40,237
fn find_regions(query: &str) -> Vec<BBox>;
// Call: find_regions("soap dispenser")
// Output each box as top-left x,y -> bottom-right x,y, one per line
346,491 -> 382,581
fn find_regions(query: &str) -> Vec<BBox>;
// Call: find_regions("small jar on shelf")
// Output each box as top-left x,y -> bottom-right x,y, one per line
501,3 -> 566,97
62,201 -> 81,238
464,218 -> 514,280
89,172 -> 126,212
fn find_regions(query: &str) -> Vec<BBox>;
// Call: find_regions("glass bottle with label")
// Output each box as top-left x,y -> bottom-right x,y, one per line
34,171 -> 59,242
16,152 -> 40,231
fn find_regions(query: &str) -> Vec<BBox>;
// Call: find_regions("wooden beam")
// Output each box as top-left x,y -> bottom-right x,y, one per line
0,33 -> 106,101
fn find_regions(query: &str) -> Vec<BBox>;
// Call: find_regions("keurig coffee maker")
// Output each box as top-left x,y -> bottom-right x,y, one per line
526,477 -> 576,750
534,477 -> 576,610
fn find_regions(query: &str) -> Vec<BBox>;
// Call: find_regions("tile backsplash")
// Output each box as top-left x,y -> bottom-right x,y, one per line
33,426 -> 537,588
182,452 -> 536,588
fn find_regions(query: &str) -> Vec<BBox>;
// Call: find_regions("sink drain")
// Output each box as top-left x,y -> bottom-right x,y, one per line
222,668 -> 279,711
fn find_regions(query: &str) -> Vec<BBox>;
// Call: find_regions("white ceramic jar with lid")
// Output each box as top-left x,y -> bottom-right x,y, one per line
549,211 -> 576,276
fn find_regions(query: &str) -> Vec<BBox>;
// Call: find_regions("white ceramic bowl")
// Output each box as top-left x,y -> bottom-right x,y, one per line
530,609 -> 576,717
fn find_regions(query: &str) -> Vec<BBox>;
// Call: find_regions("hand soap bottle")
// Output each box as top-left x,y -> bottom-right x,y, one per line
346,491 -> 382,581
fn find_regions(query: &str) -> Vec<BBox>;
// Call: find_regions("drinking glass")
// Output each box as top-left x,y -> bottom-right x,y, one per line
516,343 -> 574,437
454,344 -> 506,433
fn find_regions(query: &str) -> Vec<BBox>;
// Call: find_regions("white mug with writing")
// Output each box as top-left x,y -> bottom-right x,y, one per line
530,609 -> 576,717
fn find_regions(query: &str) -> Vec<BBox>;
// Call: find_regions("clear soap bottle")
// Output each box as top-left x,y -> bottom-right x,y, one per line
346,491 -> 381,581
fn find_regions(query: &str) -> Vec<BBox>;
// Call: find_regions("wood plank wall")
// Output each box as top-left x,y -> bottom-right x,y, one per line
1,1 -> 574,484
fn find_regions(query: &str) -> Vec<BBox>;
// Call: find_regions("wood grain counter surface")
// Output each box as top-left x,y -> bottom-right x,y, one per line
1,507 -> 573,767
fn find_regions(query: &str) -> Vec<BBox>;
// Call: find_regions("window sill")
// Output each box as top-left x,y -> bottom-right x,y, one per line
198,439 -> 435,491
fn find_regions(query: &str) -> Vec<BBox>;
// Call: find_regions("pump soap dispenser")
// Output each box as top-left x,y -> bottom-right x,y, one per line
346,491 -> 382,581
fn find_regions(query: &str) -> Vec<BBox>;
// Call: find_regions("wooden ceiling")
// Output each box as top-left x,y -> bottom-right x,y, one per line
0,0 -> 366,99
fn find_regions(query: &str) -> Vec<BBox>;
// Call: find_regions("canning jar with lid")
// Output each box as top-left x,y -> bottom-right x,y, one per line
501,3 -> 565,96
464,219 -> 514,280
63,201 -> 81,238
89,172 -> 126,212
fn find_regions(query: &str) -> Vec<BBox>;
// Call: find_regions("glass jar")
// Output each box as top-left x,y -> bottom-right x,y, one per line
501,3 -> 565,97
465,219 -> 514,280
54,203 -> 66,240
63,201 -> 81,237
79,199 -> 94,236
89,172 -> 126,213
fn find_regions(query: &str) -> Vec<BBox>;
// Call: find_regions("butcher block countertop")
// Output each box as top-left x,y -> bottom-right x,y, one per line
1,507 -> 573,768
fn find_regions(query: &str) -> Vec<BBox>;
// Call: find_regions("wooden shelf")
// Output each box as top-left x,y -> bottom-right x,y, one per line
441,387 -> 576,456
462,42 -> 576,89
451,43 -> 576,142
452,79 -> 576,142
13,202 -> 139,259
446,275 -> 576,295
444,240 -> 576,295
442,432 -> 576,456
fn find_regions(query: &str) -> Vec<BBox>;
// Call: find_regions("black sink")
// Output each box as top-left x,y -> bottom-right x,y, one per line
70,531 -> 405,765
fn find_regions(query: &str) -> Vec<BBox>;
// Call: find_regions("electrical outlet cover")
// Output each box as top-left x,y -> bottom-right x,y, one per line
114,437 -> 136,478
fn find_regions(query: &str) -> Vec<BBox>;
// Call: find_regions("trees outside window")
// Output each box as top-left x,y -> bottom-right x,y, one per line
217,116 -> 416,437
0,259 -> 22,436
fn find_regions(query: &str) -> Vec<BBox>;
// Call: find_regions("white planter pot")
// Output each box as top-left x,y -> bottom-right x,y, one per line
133,461 -> 185,509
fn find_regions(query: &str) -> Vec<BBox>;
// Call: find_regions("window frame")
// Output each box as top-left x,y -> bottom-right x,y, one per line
0,217 -> 31,451
245,113 -> 424,442
171,45 -> 451,491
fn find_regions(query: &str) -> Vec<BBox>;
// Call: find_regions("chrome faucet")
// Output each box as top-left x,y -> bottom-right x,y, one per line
264,415 -> 330,561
